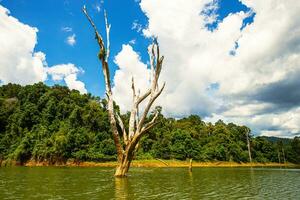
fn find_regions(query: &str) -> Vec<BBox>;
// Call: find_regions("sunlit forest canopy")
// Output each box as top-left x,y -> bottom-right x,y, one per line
0,83 -> 299,165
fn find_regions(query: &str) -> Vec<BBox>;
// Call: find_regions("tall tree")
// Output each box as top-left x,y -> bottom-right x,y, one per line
83,6 -> 165,177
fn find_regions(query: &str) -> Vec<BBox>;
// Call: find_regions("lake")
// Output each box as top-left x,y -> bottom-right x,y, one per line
0,167 -> 299,199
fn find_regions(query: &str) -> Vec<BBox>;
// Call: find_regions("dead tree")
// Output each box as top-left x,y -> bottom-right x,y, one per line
282,146 -> 286,164
83,6 -> 165,177
189,158 -> 193,172
277,141 -> 286,164
246,128 -> 252,163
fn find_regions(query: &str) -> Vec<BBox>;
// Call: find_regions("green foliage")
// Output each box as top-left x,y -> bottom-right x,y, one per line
0,83 -> 112,164
0,83 -> 299,164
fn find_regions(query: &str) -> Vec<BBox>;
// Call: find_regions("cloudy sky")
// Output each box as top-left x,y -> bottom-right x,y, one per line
1,0 -> 300,138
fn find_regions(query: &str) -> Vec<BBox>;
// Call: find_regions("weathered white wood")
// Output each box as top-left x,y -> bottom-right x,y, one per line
246,128 -> 252,163
116,112 -> 128,145
282,147 -> 286,164
128,77 -> 137,139
83,7 -> 165,177
104,10 -> 111,62
189,158 -> 193,172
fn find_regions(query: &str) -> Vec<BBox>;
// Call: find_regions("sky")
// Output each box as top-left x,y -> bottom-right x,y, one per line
0,0 -> 300,138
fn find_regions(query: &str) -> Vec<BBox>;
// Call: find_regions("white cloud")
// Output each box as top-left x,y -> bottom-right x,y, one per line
132,20 -> 143,32
111,0 -> 300,137
201,0 -> 219,26
93,1 -> 103,13
95,5 -> 101,12
46,63 -> 80,81
62,26 -> 72,32
0,5 -> 87,94
64,73 -> 87,94
112,44 -> 151,110
0,5 -> 47,85
209,107 -> 300,138
66,34 -> 76,46
47,63 -> 87,94
129,39 -> 136,45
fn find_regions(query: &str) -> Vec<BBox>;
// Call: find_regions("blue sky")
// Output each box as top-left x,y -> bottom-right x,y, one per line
1,0 -> 299,137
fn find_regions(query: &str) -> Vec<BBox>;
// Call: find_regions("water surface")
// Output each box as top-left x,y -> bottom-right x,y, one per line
0,167 -> 299,199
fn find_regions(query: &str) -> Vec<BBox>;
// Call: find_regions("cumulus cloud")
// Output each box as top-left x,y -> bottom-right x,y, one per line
64,73 -> 87,94
112,0 -> 300,137
47,64 -> 87,94
0,5 -> 87,94
47,63 -> 80,81
0,6 -> 47,84
201,0 -> 219,27
245,69 -> 300,111
112,44 -> 151,110
66,34 -> 76,46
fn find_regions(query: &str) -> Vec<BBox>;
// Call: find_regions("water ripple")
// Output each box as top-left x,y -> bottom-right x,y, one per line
0,167 -> 299,199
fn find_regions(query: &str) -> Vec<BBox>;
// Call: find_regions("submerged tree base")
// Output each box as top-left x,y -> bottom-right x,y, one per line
114,164 -> 130,177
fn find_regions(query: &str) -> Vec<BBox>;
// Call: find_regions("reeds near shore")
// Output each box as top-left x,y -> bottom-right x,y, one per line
19,159 -> 297,168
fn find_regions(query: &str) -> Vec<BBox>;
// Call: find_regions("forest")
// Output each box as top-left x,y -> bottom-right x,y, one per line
0,83 -> 299,165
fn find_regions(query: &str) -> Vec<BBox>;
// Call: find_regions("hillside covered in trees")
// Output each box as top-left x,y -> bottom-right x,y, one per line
0,83 -> 299,165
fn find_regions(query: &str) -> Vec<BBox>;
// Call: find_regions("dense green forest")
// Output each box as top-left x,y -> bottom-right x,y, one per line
0,83 -> 299,165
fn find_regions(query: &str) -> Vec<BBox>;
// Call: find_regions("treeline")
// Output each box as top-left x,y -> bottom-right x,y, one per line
0,83 -> 299,165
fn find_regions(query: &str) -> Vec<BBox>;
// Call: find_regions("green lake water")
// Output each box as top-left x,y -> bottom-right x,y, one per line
0,167 -> 299,199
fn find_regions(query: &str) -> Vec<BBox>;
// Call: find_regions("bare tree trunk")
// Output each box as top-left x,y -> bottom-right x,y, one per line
189,158 -> 193,172
282,147 -> 286,164
246,128 -> 252,163
277,150 -> 281,163
83,6 -> 165,177
115,159 -> 131,177
115,146 -> 135,177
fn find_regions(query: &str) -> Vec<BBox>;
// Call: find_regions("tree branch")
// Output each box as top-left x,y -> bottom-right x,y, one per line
137,82 -> 165,133
148,44 -> 155,83
115,112 -> 128,145
131,76 -> 136,100
141,110 -> 159,133
82,6 -> 104,49
104,10 -> 111,62
136,89 -> 151,105
128,77 -> 137,139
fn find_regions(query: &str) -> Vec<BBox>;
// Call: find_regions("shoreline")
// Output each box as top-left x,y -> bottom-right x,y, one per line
17,160 -> 299,168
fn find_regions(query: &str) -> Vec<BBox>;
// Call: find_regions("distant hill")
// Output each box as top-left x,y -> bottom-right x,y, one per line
261,136 -> 292,144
